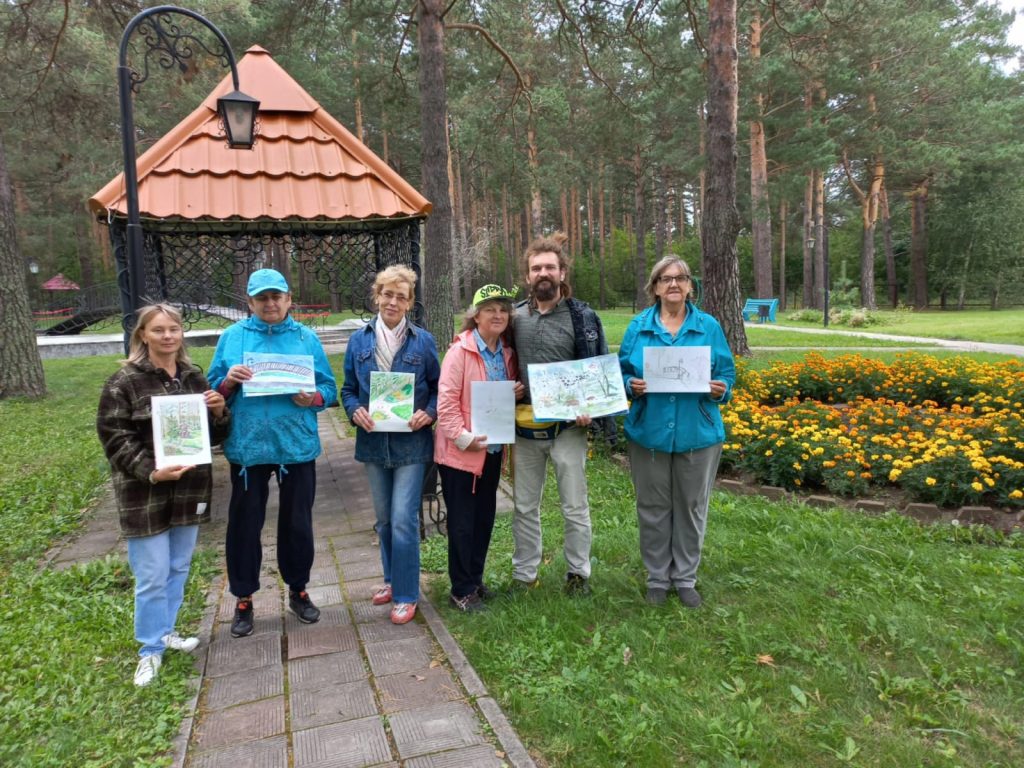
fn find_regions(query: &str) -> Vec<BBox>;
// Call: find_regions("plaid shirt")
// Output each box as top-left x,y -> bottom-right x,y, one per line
96,359 -> 231,538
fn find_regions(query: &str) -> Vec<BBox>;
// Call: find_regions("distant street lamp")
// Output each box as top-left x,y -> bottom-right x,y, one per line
117,5 -> 258,345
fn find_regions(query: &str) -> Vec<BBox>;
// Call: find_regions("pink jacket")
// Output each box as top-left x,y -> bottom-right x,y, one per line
434,329 -> 519,477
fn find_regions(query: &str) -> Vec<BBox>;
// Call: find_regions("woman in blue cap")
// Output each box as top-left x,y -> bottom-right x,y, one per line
208,268 -> 338,638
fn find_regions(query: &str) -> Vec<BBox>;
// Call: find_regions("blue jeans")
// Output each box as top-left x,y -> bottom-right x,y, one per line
364,462 -> 426,604
126,525 -> 199,657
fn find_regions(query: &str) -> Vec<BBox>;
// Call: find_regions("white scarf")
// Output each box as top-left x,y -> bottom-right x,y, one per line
374,314 -> 408,372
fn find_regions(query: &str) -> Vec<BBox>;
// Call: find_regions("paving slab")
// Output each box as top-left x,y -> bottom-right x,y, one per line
292,716 -> 391,768
389,702 -> 487,760
287,624 -> 360,659
376,666 -> 463,714
289,679 -> 378,729
289,651 -> 367,688
364,636 -> 436,676
191,696 -> 286,751
189,735 -> 288,768
404,745 -> 507,768
205,633 -> 281,678
204,665 -> 284,710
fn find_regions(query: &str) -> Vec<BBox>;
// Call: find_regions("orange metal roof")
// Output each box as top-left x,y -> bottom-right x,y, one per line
88,46 -> 431,222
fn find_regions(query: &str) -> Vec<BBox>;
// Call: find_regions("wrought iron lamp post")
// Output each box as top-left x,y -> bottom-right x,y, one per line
117,5 -> 258,343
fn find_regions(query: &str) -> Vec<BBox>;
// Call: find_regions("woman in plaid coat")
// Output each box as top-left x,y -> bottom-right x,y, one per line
97,304 -> 231,686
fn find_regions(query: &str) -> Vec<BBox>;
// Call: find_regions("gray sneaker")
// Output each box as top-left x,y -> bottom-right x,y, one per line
677,587 -> 702,608
645,587 -> 667,605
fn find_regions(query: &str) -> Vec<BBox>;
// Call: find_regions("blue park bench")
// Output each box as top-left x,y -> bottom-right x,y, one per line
742,298 -> 779,323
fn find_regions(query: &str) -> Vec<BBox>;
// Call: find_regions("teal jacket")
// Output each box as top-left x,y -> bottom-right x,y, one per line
618,301 -> 735,454
208,315 -> 337,467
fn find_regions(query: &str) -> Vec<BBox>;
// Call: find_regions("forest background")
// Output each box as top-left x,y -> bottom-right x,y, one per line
2,0 -> 1024,354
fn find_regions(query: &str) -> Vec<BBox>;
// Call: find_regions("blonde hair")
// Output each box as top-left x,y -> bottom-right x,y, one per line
645,256 -> 694,303
125,304 -> 192,367
373,265 -> 417,304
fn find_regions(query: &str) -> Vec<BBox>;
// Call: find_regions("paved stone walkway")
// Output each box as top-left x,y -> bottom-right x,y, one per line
47,412 -> 533,768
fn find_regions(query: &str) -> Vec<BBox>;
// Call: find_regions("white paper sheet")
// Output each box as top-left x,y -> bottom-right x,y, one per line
642,346 -> 711,393
470,380 -> 516,444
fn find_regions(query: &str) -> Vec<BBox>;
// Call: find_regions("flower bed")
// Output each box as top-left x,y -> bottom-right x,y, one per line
721,353 -> 1024,509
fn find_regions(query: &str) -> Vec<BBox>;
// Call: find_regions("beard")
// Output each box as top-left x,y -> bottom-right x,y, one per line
532,278 -> 558,302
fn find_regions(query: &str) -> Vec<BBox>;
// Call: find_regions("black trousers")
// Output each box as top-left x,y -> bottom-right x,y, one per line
226,461 -> 316,597
439,452 -> 502,598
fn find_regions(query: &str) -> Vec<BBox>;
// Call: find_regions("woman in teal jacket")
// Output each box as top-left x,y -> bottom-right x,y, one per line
618,256 -> 735,609
208,269 -> 338,638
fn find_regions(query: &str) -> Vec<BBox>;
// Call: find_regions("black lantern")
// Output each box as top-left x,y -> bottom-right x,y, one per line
217,90 -> 260,149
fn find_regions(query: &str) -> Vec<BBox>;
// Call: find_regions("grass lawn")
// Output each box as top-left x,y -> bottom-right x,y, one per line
2,336 -> 1019,765
0,348 -> 353,767
424,451 -> 1024,767
776,308 -> 1024,346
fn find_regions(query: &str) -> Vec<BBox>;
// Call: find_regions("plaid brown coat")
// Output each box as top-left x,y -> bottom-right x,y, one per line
97,359 -> 231,538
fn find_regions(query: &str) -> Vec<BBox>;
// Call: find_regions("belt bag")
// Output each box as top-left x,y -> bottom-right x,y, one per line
515,404 -> 572,440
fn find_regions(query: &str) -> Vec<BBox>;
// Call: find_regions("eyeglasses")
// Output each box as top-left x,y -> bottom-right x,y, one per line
657,274 -> 691,285
380,290 -> 411,303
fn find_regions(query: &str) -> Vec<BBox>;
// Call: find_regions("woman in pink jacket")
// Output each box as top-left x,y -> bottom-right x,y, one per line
435,285 -> 524,612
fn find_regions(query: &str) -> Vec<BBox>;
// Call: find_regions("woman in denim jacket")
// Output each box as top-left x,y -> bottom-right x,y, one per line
342,265 -> 440,624
618,257 -> 735,609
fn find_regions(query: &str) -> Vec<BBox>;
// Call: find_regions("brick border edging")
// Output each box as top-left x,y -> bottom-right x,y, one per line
169,570 -> 225,768
713,477 -> 1024,533
417,589 -> 538,768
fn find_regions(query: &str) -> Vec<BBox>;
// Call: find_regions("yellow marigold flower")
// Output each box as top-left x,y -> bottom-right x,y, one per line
984,477 -> 995,487
1010,490 -> 1023,500
793,462 -> 802,471
889,469 -> 902,481
765,449 -> 773,457
925,477 -> 937,486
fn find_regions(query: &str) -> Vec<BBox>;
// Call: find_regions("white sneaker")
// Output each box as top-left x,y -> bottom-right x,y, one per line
133,654 -> 162,687
161,631 -> 200,653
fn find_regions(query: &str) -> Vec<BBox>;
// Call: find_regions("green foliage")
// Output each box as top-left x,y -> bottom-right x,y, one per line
0,551 -> 217,767
434,459 -> 1024,767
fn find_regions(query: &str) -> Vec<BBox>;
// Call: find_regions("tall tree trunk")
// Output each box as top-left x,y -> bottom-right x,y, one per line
777,199 -> 787,310
633,146 -> 647,308
599,167 -> 607,309
909,178 -> 930,309
353,30 -> 364,143
956,236 -> 973,310
749,10 -> 773,298
586,183 -> 594,256
0,132 -> 46,398
417,0 -> 455,342
813,168 -> 825,309
802,174 -> 814,309
654,171 -> 668,260
881,185 -> 898,307
701,0 -> 748,355
696,104 -> 707,273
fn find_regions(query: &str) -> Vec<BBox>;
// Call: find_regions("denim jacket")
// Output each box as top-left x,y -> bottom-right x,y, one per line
341,318 -> 441,467
618,301 -> 735,454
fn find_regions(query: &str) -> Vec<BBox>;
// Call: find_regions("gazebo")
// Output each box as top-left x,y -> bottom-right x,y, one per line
88,46 -> 431,330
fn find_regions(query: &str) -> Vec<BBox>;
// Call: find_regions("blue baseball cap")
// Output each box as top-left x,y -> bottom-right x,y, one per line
247,268 -> 289,296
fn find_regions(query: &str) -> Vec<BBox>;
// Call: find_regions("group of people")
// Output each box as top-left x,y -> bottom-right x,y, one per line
97,232 -> 736,688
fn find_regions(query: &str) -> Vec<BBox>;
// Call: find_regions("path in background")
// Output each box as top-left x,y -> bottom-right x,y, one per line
751,322 -> 1024,357
46,412 -> 531,768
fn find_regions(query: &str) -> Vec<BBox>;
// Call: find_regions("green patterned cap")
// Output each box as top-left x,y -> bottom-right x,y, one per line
472,284 -> 518,306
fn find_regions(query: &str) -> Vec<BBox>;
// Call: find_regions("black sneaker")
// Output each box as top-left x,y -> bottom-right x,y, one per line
449,592 -> 486,613
565,573 -> 592,597
677,586 -> 702,608
476,583 -> 495,602
231,598 -> 254,638
289,590 -> 321,624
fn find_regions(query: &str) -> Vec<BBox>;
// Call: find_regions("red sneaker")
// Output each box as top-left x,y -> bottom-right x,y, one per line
371,585 -> 392,605
390,602 -> 417,625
